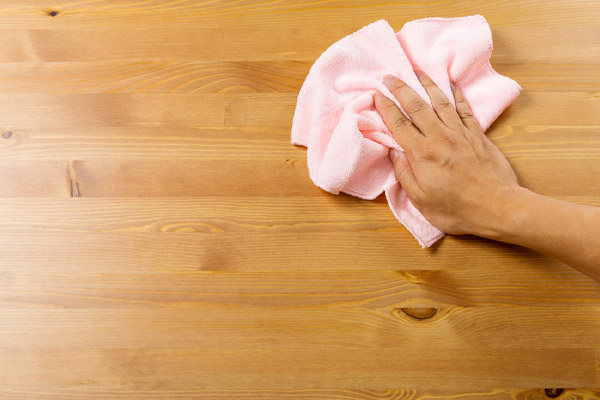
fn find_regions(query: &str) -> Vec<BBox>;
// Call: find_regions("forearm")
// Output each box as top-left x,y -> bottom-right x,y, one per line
483,186 -> 600,281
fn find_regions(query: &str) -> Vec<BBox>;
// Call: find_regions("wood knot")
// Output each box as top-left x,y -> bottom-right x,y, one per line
1,130 -> 12,139
400,307 -> 438,320
68,161 -> 82,198
396,270 -> 428,284
47,9 -> 59,17
544,389 -> 564,398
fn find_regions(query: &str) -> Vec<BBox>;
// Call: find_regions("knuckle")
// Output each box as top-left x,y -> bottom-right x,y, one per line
391,115 -> 412,131
420,77 -> 434,88
393,167 -> 404,183
457,105 -> 475,119
388,79 -> 406,93
406,98 -> 428,114
380,99 -> 396,114
462,111 -> 475,120
434,99 -> 454,112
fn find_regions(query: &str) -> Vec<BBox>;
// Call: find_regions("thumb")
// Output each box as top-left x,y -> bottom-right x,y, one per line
389,149 -> 420,197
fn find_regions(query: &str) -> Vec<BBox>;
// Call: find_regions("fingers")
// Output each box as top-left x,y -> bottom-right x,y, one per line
383,74 -> 442,135
415,71 -> 463,129
373,92 -> 422,153
451,84 -> 482,133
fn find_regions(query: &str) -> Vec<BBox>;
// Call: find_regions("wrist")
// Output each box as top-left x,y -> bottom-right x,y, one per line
474,184 -> 535,243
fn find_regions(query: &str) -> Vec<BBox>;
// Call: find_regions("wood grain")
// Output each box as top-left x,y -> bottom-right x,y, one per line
0,228 -> 586,272
0,61 -> 308,94
0,25 -> 598,63
1,260 -> 600,306
0,93 -> 225,127
2,305 -> 600,348
0,62 -> 597,94
1,0 -> 600,396
1,91 -> 596,129
1,348 -> 598,390
1,158 -> 600,197
0,388 -> 599,400
0,0 -> 599,29
1,126 -> 599,162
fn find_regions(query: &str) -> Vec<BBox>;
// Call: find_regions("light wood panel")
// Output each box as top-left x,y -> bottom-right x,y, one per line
0,93 -> 224,127
1,348 -> 598,390
1,0 -> 600,396
0,229 -> 580,271
0,62 -> 598,94
0,388 -> 599,400
2,305 -> 600,348
1,126 -> 600,162
0,126 -> 295,161
0,25 -> 598,63
0,0 -> 598,29
1,158 -> 599,197
1,92 -> 597,129
1,260 -> 600,306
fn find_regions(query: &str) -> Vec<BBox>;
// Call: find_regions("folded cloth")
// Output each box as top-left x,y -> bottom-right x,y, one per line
291,15 -> 521,248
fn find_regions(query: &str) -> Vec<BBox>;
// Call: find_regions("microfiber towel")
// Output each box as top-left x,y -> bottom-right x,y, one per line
291,15 -> 522,248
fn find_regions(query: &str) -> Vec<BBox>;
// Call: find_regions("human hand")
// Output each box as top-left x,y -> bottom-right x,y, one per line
374,71 -> 521,238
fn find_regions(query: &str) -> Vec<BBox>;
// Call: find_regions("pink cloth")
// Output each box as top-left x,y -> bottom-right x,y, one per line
291,15 -> 521,247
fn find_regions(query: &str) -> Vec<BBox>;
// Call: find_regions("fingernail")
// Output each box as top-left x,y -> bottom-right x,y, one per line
389,149 -> 398,162
383,74 -> 396,85
450,81 -> 457,92
414,70 -> 425,80
374,92 -> 385,101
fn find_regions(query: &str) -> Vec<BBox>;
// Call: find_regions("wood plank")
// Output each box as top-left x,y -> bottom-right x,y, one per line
226,93 -> 298,126
0,159 -> 320,197
0,126 -> 296,161
488,126 -> 600,160
0,91 -> 596,129
0,25 -> 597,63
1,306 -> 599,349
0,156 -> 599,197
2,126 -> 600,162
1,197 -> 600,235
0,0 -> 597,29
0,197 -> 437,240
223,92 -> 599,127
494,64 -> 600,92
0,62 -> 308,94
0,347 -> 597,389
1,265 -> 599,308
0,388 -> 598,400
0,62 -> 597,94
0,94 -> 224,127
0,225 -> 596,272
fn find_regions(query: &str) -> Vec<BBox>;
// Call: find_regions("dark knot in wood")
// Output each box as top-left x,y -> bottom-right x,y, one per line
47,10 -> 59,17
1,130 -> 12,139
544,389 -> 564,398
400,307 -> 438,320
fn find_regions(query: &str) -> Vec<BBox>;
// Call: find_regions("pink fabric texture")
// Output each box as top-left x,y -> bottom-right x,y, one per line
291,15 -> 521,247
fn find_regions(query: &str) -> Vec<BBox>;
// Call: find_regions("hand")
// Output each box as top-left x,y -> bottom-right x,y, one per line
374,72 -> 521,237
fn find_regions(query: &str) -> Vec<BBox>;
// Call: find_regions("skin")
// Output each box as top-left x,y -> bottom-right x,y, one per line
373,71 -> 600,282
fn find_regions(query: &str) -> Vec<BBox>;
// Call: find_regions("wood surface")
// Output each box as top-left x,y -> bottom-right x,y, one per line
0,0 -> 599,398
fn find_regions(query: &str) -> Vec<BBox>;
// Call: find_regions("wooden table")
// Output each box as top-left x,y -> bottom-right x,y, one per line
1,1 -> 599,398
